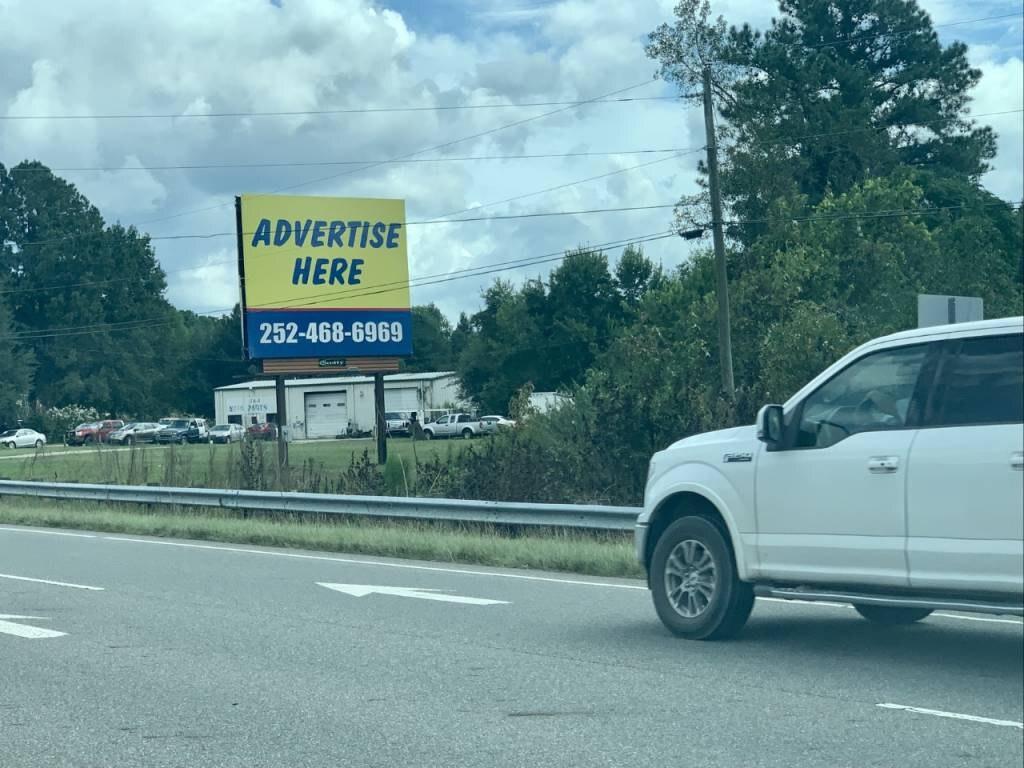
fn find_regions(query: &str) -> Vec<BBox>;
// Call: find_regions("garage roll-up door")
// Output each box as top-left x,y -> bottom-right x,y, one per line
305,392 -> 348,439
385,388 -> 419,413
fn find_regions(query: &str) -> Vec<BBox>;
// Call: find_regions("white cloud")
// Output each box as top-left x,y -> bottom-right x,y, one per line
970,56 -> 1024,202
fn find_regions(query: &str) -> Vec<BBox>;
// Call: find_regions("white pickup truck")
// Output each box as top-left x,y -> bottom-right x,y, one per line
422,413 -> 482,440
637,317 -> 1024,639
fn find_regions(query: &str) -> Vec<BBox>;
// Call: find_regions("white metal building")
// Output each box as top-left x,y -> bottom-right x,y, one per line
213,372 -> 462,440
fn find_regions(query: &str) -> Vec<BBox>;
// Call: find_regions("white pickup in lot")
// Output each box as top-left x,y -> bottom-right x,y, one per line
637,317 -> 1024,639
421,413 -> 482,440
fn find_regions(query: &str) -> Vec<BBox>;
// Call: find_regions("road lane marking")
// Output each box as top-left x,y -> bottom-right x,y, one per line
319,582 -> 510,605
0,573 -> 104,591
932,612 -> 1023,626
0,615 -> 66,639
103,536 -> 647,590
0,526 -> 96,538
877,703 -> 1023,730
758,598 -> 1023,626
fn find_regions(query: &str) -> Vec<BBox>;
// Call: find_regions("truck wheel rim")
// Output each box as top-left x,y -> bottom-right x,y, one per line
664,540 -> 717,618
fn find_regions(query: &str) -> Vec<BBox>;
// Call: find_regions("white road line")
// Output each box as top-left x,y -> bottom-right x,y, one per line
932,612 -> 1023,626
0,615 -> 66,639
758,598 -> 1023,626
0,526 -> 96,538
14,529 -> 1024,622
103,536 -> 647,590
877,703 -> 1023,730
0,573 -> 104,591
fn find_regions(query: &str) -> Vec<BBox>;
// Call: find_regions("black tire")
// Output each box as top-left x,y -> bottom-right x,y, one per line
461,428 -> 473,440
126,436 -> 135,446
650,516 -> 754,640
423,430 -> 434,440
84,436 -> 94,445
854,605 -> 933,625
34,439 -> 43,449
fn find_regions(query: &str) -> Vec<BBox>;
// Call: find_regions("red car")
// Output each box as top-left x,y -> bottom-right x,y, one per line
64,419 -> 125,446
246,422 -> 278,441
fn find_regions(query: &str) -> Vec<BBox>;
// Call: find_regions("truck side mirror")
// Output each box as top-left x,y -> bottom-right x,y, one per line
757,404 -> 785,450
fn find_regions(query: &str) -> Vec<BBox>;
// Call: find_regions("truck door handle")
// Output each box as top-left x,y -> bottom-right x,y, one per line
1012,452 -> 1024,471
868,456 -> 900,474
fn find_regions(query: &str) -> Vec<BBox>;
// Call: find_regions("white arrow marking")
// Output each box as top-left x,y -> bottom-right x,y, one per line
317,583 -> 509,606
0,615 -> 66,639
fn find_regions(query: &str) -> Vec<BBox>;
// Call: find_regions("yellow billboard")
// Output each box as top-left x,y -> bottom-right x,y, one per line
236,194 -> 411,358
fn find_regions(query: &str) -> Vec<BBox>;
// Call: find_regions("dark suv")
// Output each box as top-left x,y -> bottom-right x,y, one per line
64,420 -> 125,446
156,418 -> 207,445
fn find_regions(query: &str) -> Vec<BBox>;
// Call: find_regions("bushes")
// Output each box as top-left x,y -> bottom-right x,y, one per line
26,404 -> 100,441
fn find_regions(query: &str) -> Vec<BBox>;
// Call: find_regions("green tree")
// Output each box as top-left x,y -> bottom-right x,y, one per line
0,292 -> 35,428
0,162 -> 176,415
403,304 -> 454,372
648,0 -> 996,243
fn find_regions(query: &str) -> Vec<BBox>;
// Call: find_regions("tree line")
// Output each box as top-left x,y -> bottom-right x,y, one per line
404,0 -> 1024,504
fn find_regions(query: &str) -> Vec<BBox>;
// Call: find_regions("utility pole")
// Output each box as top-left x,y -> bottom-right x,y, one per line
701,65 -> 735,398
274,375 -> 288,477
374,373 -> 388,465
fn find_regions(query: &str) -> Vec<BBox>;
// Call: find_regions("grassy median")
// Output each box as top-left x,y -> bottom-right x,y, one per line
0,499 -> 644,579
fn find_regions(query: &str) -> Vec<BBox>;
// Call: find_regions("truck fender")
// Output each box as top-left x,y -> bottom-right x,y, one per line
644,464 -> 755,581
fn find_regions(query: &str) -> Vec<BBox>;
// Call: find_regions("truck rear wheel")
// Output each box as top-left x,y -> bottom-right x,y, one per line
854,605 -> 932,625
462,428 -> 473,439
650,516 -> 753,640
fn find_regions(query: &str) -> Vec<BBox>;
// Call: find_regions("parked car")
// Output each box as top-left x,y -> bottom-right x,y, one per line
64,419 -> 125,446
209,424 -> 245,444
637,317 -> 1024,640
479,415 -> 516,434
247,422 -> 278,441
155,418 -> 209,445
384,412 -> 411,436
422,413 -> 482,440
108,422 -> 163,445
0,428 -> 47,449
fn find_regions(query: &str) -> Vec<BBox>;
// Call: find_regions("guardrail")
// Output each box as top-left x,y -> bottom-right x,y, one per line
0,480 -> 640,531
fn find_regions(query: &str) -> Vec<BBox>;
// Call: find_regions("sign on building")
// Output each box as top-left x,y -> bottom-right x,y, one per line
917,294 -> 984,328
235,194 -> 413,360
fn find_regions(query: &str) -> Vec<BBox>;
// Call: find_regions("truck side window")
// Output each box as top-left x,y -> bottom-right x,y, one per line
795,344 -> 928,449
926,334 -> 1024,427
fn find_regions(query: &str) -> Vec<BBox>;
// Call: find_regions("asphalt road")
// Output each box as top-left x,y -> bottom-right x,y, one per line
2,524 -> 1021,768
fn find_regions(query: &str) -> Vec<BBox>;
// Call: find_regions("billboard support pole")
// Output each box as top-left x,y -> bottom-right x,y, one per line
275,375 -> 288,478
374,373 -> 387,465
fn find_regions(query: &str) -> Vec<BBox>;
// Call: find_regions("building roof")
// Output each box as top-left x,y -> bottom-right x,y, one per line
215,371 -> 457,392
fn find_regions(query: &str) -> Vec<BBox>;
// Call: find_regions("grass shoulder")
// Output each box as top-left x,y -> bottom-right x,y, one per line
0,499 -> 643,580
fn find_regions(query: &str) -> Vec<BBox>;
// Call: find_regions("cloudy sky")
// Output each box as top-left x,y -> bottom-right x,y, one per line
2,0 -> 1021,321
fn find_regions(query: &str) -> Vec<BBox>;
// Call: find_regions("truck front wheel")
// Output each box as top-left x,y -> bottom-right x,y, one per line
650,516 -> 753,640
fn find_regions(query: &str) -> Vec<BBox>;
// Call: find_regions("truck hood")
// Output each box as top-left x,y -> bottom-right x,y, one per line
667,424 -> 756,450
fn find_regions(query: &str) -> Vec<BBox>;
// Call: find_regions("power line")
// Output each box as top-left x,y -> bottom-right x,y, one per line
2,229 -> 675,342
1,95 -> 680,122
12,105 -> 1017,255
721,200 -> 1023,227
8,148 -> 688,174
11,80 -> 671,249
6,198 -> 1020,343
429,151 -> 701,222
